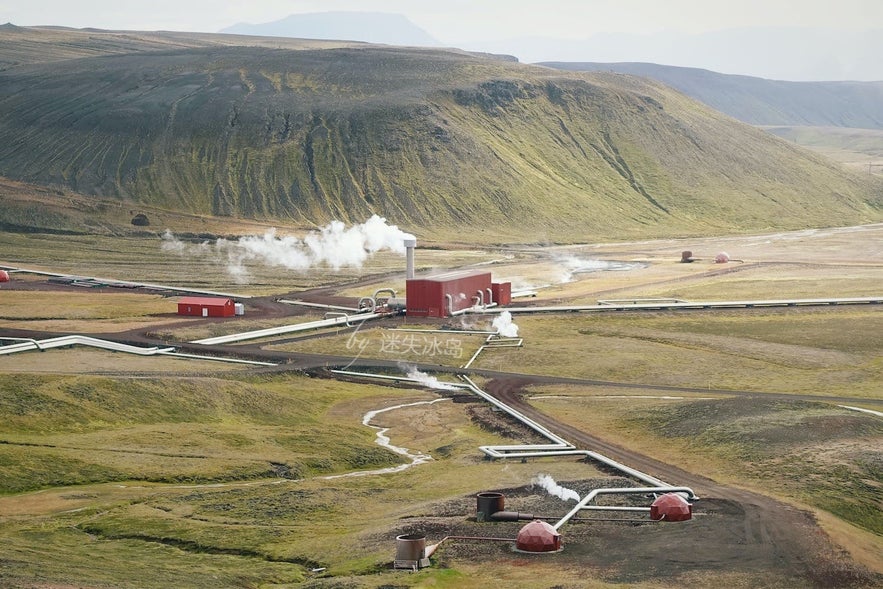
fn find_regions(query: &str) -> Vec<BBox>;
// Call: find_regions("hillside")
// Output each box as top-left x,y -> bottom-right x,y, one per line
540,62 -> 883,130
0,26 -> 881,242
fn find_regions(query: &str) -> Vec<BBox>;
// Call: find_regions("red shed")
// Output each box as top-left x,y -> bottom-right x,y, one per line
177,296 -> 235,318
406,271 -> 492,318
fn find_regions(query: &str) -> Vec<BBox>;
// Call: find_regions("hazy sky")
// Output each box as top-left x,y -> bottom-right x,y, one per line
3,0 -> 880,41
4,1 -> 882,79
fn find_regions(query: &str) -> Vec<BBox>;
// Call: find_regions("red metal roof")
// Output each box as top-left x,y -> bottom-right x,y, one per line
178,296 -> 233,306
420,270 -> 491,282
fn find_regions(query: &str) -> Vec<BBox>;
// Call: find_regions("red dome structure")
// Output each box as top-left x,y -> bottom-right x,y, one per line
650,493 -> 692,522
515,520 -> 561,553
0,270 -> 9,283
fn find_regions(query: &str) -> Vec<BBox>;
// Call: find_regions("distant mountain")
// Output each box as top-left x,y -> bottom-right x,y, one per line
0,26 -> 880,241
540,62 -> 883,130
221,11 -> 441,47
471,27 -> 883,82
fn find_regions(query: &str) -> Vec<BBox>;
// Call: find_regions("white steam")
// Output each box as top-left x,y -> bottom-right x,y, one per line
532,473 -> 580,502
554,255 -> 647,284
402,364 -> 459,391
492,310 -> 519,338
161,215 -> 415,282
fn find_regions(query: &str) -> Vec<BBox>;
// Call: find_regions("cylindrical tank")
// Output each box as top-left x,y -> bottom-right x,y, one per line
650,493 -> 692,521
0,270 -> 9,282
476,492 -> 505,521
395,534 -> 426,561
515,520 -> 561,553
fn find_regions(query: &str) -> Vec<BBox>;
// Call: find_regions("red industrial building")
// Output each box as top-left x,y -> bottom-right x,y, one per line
177,296 -> 235,318
406,270 -> 511,318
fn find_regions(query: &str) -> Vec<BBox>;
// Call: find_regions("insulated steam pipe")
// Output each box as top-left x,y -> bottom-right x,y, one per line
461,335 -> 523,369
193,312 -> 384,345
0,337 -> 45,351
553,486 -> 697,531
373,288 -> 397,302
423,535 -> 515,559
0,335 -> 174,356
445,294 -> 470,316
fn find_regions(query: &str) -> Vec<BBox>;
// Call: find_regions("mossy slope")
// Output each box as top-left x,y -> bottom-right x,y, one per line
0,29 -> 880,240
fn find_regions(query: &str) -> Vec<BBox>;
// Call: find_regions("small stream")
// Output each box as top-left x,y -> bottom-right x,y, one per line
322,398 -> 451,480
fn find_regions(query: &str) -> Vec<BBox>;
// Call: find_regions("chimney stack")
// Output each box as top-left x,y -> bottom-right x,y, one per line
404,238 -> 417,279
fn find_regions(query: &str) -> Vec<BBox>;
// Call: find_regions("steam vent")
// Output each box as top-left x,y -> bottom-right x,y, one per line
476,491 -> 505,521
515,520 -> 562,553
650,493 -> 693,522
394,534 -> 431,570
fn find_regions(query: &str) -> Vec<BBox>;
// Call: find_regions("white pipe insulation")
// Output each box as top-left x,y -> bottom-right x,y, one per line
553,486 -> 698,530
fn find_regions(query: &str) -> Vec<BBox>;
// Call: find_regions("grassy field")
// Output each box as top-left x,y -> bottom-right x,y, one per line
470,308 -> 883,398
764,126 -> 883,172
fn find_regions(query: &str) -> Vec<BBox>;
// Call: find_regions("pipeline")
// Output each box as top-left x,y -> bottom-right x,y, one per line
461,334 -> 523,369
424,535 -> 516,559
192,312 -> 384,345
0,335 -> 175,356
276,299 -> 363,313
552,486 -> 697,531
0,335 -> 277,366
0,336 -> 45,351
373,288 -> 397,303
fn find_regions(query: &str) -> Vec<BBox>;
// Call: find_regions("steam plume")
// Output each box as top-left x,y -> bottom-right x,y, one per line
492,310 -> 519,337
402,364 -> 458,391
554,255 -> 647,283
161,215 -> 415,281
532,473 -> 580,502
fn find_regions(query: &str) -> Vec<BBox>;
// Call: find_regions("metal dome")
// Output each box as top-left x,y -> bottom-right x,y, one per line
515,519 -> 561,553
650,493 -> 692,522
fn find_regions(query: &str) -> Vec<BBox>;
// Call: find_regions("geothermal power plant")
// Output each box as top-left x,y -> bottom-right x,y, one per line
3,223 -> 881,578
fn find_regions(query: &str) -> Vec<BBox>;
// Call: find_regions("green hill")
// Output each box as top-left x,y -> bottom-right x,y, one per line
0,27 -> 880,241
